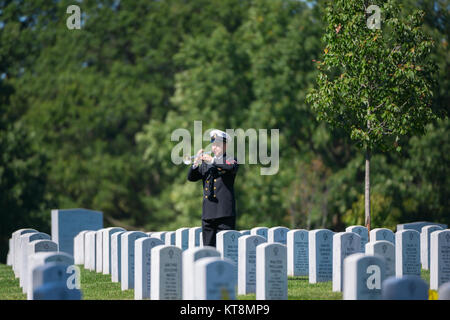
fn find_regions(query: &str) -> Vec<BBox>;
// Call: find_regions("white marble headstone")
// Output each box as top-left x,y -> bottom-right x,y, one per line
268,226 -> 289,245
395,229 -> 420,277
13,229 -> 37,276
240,230 -> 250,236
74,230 -> 90,265
342,253 -> 386,300
19,232 -> 51,289
365,240 -> 395,277
7,238 -> 13,266
250,227 -> 268,239
150,245 -> 182,300
27,252 -> 74,300
194,257 -> 236,300
309,229 -> 334,283
382,275 -> 428,300
102,227 -> 125,275
216,230 -> 241,282
175,227 -> 189,251
332,232 -> 361,292
238,235 -> 266,295
256,242 -> 287,300
420,225 -> 443,270
134,237 -> 164,300
430,229 -> 450,290
23,239 -> 58,293
165,231 -> 176,246
111,231 -> 126,282
188,227 -> 202,249
182,246 -> 221,300
287,229 -> 309,276
121,231 -> 148,290
370,228 -> 395,244
345,226 -> 368,252
84,231 -> 97,271
95,229 -> 105,273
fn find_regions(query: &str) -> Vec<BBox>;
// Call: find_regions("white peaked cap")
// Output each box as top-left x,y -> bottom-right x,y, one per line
210,129 -> 231,142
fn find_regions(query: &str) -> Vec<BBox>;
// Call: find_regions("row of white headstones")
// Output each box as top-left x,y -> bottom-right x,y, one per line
6,225 -> 450,300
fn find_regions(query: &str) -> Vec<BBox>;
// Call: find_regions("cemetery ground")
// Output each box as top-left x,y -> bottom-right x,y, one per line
0,263 -> 431,300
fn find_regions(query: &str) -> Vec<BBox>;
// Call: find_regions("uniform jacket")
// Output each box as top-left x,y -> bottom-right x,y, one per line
187,153 -> 238,219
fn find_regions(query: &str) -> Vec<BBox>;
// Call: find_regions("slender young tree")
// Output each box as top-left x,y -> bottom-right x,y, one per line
307,0 -> 438,234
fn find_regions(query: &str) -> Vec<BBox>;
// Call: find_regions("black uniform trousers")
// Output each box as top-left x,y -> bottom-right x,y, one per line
202,216 -> 236,247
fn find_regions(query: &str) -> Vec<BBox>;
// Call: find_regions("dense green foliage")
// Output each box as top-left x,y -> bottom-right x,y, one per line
0,0 -> 448,262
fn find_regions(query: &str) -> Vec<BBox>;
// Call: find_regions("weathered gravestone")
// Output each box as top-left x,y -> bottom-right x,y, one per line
102,227 -> 126,275
32,262 -> 81,300
420,225 -> 443,270
182,246 -> 221,300
365,240 -> 395,278
370,228 -> 395,244
216,230 -> 241,282
268,226 -> 289,245
74,231 -> 90,265
19,232 -> 51,288
194,257 -> 236,300
121,231 -> 148,290
238,235 -> 266,295
343,253 -> 386,300
256,242 -> 287,300
345,226 -> 368,252
382,275 -> 428,300
438,281 -> 450,300
51,208 -> 103,256
111,231 -> 126,282
251,227 -> 268,240
176,227 -> 189,251
13,229 -> 37,276
165,231 -> 176,246
395,229 -> 421,277
189,227 -> 202,249
27,252 -> 74,300
287,229 -> 308,277
84,231 -> 97,271
150,245 -> 182,300
134,237 -> 164,300
332,232 -> 361,292
430,229 -> 450,290
309,229 -> 334,283
23,240 -> 58,293
397,221 -> 447,233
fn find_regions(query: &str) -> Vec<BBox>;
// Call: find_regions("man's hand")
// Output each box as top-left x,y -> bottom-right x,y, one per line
201,153 -> 213,163
193,149 -> 204,166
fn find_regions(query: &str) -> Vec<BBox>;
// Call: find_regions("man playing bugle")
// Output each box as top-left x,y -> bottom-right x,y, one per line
187,129 -> 239,247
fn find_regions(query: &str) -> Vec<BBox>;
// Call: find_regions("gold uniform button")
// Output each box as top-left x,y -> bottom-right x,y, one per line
213,195 -> 216,197
214,187 -> 216,190
206,180 -> 209,183
205,188 -> 208,191
205,196 -> 208,199
214,179 -> 217,182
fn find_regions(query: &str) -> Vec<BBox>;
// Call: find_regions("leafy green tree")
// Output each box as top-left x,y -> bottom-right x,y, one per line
307,0 -> 439,233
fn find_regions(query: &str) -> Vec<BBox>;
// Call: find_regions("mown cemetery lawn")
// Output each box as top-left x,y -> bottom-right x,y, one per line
0,263 -> 431,300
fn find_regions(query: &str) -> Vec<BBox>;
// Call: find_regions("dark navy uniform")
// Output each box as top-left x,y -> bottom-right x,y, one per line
187,152 -> 238,247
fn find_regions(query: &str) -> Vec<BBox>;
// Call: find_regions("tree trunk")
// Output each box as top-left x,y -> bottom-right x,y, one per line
365,147 -> 371,239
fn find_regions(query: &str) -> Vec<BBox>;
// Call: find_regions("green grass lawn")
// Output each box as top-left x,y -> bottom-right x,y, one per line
0,263 -> 431,300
